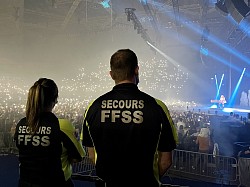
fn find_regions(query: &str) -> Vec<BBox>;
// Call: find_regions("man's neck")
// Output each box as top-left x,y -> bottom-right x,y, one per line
115,80 -> 135,85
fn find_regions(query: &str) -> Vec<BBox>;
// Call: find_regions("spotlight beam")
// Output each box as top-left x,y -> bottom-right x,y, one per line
145,1 -> 250,66
146,41 -> 211,92
215,75 -> 219,92
215,74 -> 225,100
228,68 -> 246,107
160,24 -> 250,76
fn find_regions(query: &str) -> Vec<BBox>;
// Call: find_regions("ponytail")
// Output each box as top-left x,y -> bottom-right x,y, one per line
26,78 -> 58,133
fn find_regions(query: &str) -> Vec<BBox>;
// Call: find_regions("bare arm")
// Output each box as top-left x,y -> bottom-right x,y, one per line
196,137 -> 199,144
87,147 -> 96,164
158,151 -> 172,177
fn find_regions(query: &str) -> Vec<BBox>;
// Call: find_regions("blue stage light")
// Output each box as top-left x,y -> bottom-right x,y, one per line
215,74 -> 224,100
200,46 -> 209,56
146,1 -> 250,66
100,0 -> 110,8
228,68 -> 246,107
139,0 -> 147,5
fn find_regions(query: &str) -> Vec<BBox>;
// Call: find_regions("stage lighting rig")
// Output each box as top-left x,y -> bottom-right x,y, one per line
215,0 -> 250,23
125,8 -> 156,53
201,25 -> 210,42
215,0 -> 228,16
125,8 -> 136,22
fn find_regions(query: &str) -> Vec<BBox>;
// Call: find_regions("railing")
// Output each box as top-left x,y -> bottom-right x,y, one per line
72,150 -> 106,186
169,149 -> 238,185
0,132 -> 18,155
238,157 -> 250,187
72,156 -> 96,175
0,133 -> 240,186
71,149 -> 238,186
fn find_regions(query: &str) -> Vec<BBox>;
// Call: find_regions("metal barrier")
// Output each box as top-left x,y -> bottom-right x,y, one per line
169,149 -> 238,185
238,157 -> 250,187
71,147 -> 105,186
0,132 -> 18,155
0,134 -> 240,186
72,156 -> 96,175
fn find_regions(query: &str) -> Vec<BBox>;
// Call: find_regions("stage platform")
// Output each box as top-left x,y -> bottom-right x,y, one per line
191,104 -> 250,119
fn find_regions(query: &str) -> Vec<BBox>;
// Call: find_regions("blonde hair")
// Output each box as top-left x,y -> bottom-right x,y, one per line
199,127 -> 210,138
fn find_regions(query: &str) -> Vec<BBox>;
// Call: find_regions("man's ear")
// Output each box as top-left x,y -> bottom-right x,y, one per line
109,70 -> 114,80
135,66 -> 139,75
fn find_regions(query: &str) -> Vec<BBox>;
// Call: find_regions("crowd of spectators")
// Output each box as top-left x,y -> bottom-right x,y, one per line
0,67 -> 249,158
1,74 -> 250,185
0,55 -> 199,150
0,73 -> 202,153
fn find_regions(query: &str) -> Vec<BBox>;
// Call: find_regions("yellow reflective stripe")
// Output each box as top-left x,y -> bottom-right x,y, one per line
80,101 -> 97,163
155,99 -> 178,144
59,119 -> 85,157
80,101 -> 93,141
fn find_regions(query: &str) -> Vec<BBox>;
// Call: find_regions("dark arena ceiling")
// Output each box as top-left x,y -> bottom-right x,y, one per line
1,0 -> 250,103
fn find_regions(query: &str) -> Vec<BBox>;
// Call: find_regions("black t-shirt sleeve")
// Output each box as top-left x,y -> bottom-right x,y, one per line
158,108 -> 176,152
81,117 -> 94,147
